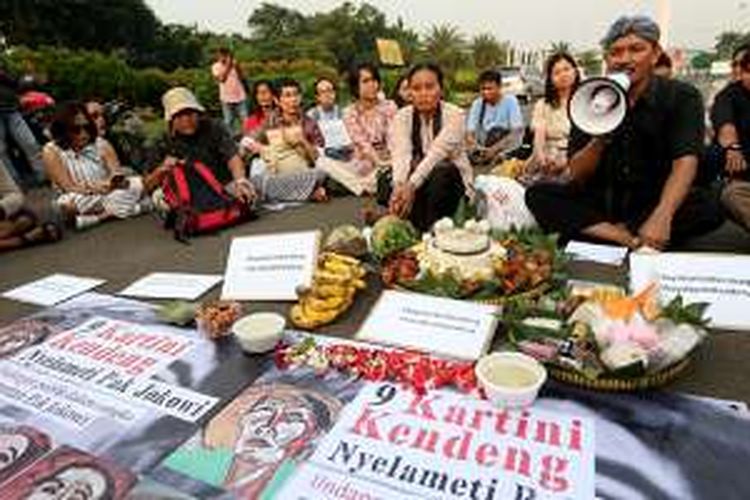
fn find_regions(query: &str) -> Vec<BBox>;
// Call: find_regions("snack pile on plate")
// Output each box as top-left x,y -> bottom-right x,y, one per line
508,284 -> 709,382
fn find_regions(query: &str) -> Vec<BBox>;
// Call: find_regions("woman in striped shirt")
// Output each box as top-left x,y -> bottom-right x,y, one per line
42,102 -> 147,230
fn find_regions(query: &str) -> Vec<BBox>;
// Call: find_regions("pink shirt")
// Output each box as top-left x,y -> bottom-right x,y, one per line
211,61 -> 246,104
343,99 -> 397,173
389,102 -> 474,198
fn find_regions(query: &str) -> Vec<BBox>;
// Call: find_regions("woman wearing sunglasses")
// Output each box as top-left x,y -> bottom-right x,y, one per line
42,102 -> 148,230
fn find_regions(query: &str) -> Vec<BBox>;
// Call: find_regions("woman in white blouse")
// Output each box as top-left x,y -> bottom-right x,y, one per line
522,52 -> 581,185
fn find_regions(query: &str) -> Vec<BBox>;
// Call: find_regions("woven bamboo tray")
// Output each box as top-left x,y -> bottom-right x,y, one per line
546,355 -> 694,392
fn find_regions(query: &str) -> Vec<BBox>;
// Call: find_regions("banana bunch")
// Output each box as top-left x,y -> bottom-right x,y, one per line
290,253 -> 367,329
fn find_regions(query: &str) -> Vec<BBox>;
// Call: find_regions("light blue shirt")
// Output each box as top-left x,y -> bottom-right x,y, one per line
466,95 -> 524,144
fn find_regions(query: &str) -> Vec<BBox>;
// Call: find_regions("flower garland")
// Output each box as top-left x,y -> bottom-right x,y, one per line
274,337 -> 479,395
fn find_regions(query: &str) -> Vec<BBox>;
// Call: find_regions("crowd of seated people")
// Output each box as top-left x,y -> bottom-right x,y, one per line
4,14 -> 750,254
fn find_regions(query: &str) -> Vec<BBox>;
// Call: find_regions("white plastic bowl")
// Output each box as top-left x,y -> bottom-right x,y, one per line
232,312 -> 286,353
475,351 -> 547,408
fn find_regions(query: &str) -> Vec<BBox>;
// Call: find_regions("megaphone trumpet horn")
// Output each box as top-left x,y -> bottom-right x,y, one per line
568,73 -> 631,136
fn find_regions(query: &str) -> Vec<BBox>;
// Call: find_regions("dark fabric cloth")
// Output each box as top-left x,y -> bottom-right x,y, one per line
154,118 -> 238,185
411,103 -> 442,164
710,81 -> 750,181
525,182 -> 724,246
0,64 -> 18,112
567,76 -> 706,220
409,161 -> 465,232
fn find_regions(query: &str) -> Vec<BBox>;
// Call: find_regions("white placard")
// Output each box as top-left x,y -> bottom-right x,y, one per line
2,273 -> 105,306
221,231 -> 320,301
278,382 -> 595,500
120,273 -> 222,300
318,119 -> 353,149
356,290 -> 499,360
565,241 -> 628,266
629,252 -> 750,331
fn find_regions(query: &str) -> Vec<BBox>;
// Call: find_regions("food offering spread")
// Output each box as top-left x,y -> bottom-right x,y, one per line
380,217 -> 564,302
506,284 -> 710,391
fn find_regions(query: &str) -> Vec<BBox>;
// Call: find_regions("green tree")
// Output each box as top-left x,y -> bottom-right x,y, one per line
550,41 -> 572,54
690,51 -> 715,70
715,30 -> 750,59
423,24 -> 466,76
577,49 -> 602,76
0,0 -> 159,60
471,34 -> 506,71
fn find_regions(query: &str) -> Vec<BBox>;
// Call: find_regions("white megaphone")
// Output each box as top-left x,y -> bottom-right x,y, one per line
568,72 -> 631,136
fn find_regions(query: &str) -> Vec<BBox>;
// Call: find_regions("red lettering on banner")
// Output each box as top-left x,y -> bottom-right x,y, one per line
350,408 -> 390,440
406,394 -> 439,421
476,443 -> 500,466
540,455 -> 570,492
388,424 -> 411,445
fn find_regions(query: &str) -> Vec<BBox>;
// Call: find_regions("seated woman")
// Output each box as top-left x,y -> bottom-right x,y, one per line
339,63 -> 398,196
308,76 -> 366,196
392,74 -> 412,108
252,78 -> 327,202
42,102 -> 147,230
147,87 -> 256,210
240,80 -> 276,157
388,63 -> 474,232
521,52 -> 580,185
0,159 -> 61,252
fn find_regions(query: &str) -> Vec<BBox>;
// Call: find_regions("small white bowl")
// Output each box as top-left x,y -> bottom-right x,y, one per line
232,312 -> 286,353
475,351 -> 547,409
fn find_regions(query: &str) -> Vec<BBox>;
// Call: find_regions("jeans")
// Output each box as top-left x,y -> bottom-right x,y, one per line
0,111 -> 45,185
220,100 -> 248,135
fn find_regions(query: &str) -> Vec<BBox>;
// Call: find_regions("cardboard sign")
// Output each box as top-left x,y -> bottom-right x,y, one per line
3,273 -> 105,307
120,273 -> 222,300
629,252 -> 750,330
356,290 -> 499,360
376,38 -> 405,66
221,231 -> 320,301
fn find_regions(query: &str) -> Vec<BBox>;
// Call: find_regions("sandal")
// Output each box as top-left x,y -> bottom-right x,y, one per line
20,222 -> 63,247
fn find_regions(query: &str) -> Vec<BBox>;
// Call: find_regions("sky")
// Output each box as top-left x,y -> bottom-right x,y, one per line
145,0 -> 748,51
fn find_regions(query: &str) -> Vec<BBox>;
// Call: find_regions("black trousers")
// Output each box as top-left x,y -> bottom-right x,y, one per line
525,182 -> 725,247
409,161 -> 465,232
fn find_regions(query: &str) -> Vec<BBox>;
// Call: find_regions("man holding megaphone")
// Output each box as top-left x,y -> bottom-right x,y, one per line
526,16 -> 723,250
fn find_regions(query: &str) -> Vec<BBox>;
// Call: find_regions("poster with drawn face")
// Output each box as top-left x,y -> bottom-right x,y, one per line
0,425 -> 51,486
158,365 -> 363,498
0,445 -> 135,500
0,293 -> 253,475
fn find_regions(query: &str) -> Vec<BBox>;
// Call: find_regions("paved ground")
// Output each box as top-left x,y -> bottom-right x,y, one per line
2,196 -> 750,403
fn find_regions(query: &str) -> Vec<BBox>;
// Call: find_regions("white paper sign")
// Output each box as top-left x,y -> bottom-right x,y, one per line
120,273 -> 222,300
2,273 -> 105,306
221,231 -> 320,301
278,382 -> 595,500
629,252 -> 750,330
565,241 -> 628,266
318,119 -> 353,149
356,290 -> 499,360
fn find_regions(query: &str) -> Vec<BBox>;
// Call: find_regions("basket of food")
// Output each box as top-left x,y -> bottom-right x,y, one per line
506,284 -> 710,391
375,215 -> 564,304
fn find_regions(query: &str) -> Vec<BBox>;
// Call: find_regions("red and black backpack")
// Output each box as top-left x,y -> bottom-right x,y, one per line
161,159 -> 253,242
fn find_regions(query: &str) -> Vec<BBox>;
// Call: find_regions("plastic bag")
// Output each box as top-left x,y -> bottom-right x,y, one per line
474,175 -> 537,231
